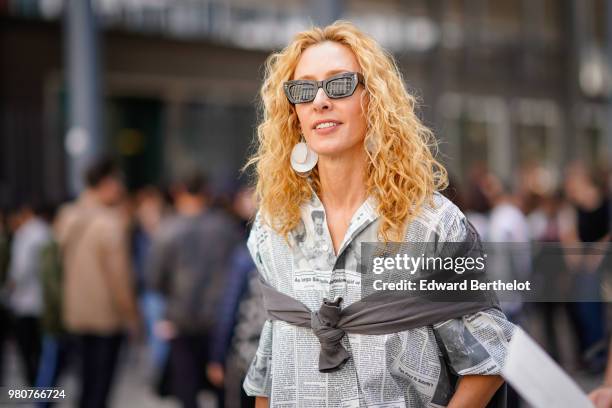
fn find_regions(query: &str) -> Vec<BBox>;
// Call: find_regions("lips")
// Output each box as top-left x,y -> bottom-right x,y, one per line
312,120 -> 342,130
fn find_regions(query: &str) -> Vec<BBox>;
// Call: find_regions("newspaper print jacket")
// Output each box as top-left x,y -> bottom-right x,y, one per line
243,192 -> 515,407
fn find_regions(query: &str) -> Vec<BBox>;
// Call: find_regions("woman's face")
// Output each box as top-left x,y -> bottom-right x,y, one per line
293,41 -> 367,159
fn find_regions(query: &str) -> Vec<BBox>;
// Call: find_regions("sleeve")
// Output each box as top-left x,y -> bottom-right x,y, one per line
99,219 -> 139,325
433,308 -> 515,376
146,224 -> 174,295
433,201 -> 516,376
243,319 -> 273,397
242,212 -> 273,397
8,237 -> 27,285
209,244 -> 252,364
9,231 -> 46,286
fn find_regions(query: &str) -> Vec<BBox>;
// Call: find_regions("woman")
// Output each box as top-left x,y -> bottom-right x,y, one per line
244,21 -> 514,407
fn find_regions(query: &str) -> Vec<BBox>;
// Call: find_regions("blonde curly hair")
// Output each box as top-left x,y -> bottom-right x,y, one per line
245,21 -> 448,241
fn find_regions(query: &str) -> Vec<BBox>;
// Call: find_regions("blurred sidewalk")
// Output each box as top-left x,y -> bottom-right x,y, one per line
0,330 -> 605,407
3,342 -> 189,407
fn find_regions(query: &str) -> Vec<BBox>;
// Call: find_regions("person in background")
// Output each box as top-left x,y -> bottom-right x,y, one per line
481,173 -> 532,322
207,185 -> 265,408
440,175 -> 465,212
35,203 -> 72,408
148,171 -> 238,408
563,162 -> 609,374
55,157 -> 140,408
527,192 -> 565,243
130,186 -> 168,378
5,202 -> 51,385
463,163 -> 492,241
526,191 -> 568,363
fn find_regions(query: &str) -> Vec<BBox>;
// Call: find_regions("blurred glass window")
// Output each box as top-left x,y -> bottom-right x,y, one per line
458,115 -> 489,176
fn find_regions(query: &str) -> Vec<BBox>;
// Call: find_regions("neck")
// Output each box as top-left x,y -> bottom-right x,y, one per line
317,148 -> 368,210
17,213 -> 35,230
84,189 -> 107,207
176,196 -> 205,216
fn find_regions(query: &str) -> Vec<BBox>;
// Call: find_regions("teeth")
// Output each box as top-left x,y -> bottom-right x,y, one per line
315,122 -> 338,129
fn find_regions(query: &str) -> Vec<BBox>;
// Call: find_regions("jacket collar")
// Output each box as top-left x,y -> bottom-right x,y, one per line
293,192 -> 379,262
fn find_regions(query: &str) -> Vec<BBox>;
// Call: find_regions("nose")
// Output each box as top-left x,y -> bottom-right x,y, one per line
312,87 -> 331,111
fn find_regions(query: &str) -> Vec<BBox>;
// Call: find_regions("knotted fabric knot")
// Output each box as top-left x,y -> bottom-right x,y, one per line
310,297 -> 350,372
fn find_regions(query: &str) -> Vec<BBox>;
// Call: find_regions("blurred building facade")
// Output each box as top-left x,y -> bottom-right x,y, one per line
0,0 -> 611,206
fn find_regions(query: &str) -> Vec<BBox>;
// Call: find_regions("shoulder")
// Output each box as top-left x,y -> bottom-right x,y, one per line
54,202 -> 77,230
31,219 -> 52,241
53,202 -> 85,242
55,202 -> 75,220
87,209 -> 130,244
246,211 -> 289,280
94,207 -> 126,229
492,203 -> 524,222
206,208 -> 239,232
406,192 -> 469,242
154,214 -> 188,243
246,211 -> 273,255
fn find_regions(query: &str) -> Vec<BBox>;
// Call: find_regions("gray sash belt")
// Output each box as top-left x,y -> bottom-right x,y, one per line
259,278 -> 498,373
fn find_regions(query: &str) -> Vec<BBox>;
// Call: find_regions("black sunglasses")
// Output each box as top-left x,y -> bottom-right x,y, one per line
283,72 -> 365,104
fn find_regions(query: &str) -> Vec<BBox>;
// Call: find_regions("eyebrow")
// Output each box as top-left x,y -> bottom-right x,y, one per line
295,69 -> 351,80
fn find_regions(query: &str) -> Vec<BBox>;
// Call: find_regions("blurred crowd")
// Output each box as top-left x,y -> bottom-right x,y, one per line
0,157 -> 609,408
444,161 -> 611,388
0,157 -> 265,408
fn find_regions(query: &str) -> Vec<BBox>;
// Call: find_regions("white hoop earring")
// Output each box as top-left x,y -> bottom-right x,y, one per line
290,135 -> 318,176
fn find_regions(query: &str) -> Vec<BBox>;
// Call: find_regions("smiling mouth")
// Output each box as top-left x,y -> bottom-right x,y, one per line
314,122 -> 341,130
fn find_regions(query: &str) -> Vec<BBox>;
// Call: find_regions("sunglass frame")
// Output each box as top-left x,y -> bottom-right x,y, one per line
283,72 -> 365,104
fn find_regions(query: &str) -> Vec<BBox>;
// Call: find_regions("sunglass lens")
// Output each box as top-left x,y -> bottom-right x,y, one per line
326,77 -> 354,98
289,83 -> 317,103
